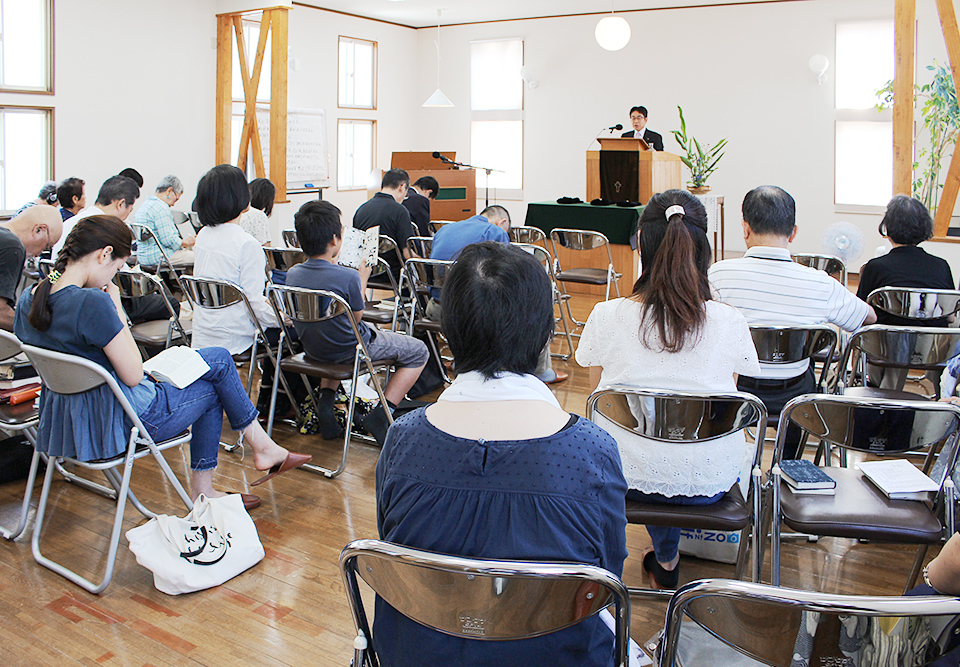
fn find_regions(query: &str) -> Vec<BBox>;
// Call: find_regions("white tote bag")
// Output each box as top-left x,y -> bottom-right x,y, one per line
126,493 -> 265,595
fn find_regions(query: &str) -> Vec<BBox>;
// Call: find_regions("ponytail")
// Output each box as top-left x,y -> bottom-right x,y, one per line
27,215 -> 133,331
631,191 -> 711,353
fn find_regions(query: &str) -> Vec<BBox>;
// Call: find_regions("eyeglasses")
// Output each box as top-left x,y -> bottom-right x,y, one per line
42,226 -> 53,253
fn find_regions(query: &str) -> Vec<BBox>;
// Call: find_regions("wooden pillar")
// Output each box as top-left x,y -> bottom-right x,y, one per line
268,7 -> 289,202
934,0 -> 960,236
215,14 -> 233,166
893,0 -> 916,197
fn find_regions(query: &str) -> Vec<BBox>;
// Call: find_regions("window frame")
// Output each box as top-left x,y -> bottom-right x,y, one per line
338,36 -> 378,111
0,0 -> 54,94
0,104 -> 55,216
337,118 -> 376,192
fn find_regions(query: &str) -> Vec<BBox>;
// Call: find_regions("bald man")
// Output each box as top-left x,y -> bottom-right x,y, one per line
0,206 -> 62,331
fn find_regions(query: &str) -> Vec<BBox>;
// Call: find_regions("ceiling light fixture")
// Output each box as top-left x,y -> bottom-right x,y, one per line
595,2 -> 631,52
423,9 -> 453,107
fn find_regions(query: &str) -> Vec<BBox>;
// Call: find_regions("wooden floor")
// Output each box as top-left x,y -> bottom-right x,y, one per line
0,293 -> 940,666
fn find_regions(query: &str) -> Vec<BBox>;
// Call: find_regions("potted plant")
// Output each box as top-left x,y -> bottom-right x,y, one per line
670,106 -> 727,194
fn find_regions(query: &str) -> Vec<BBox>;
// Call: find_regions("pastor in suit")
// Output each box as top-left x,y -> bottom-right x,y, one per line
621,105 -> 665,151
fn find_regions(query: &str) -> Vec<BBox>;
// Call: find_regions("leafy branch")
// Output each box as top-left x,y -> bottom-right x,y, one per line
670,106 -> 727,188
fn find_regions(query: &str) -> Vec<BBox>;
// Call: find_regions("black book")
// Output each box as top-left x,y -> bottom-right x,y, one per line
779,460 -> 836,489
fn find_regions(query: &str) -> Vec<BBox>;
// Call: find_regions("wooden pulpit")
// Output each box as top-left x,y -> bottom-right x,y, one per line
586,139 -> 682,203
391,151 -> 477,220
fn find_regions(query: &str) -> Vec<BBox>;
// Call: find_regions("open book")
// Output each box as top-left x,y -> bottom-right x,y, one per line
857,459 -> 939,501
338,225 -> 380,269
143,346 -> 210,389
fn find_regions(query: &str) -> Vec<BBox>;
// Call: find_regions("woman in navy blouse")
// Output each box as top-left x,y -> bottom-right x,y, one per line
374,242 -> 628,666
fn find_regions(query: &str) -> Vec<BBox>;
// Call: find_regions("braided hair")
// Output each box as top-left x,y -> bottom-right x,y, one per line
27,215 -> 133,331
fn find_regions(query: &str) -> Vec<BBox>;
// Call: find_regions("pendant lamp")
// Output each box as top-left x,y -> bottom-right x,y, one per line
595,3 -> 631,52
424,9 -> 453,107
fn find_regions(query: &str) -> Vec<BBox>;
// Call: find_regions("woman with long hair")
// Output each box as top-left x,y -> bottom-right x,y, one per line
14,215 -> 309,509
577,189 -> 760,589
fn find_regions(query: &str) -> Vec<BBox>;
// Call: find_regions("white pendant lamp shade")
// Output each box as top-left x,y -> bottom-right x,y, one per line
423,88 -> 454,107
595,15 -> 631,51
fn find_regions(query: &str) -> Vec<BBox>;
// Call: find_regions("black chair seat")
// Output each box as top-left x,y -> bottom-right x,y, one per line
843,386 -> 927,401
413,318 -> 442,333
362,305 -> 394,326
0,401 -> 38,427
555,268 -> 609,285
280,352 -> 394,381
625,485 -> 748,532
779,467 -> 943,543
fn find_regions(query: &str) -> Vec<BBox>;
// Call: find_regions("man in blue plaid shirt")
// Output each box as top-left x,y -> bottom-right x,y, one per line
134,174 -> 195,267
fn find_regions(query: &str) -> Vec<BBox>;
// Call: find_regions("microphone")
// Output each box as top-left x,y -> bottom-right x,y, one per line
433,151 -> 453,163
607,124 -> 623,131
432,151 -> 441,158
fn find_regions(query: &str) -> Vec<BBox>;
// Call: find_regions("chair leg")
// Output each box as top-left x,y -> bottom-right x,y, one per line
552,292 -> 574,361
302,353 -> 364,479
771,465 -> 783,586
53,457 -> 117,499
0,447 -> 41,541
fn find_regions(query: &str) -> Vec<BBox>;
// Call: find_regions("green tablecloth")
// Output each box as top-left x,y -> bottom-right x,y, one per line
523,201 -> 643,246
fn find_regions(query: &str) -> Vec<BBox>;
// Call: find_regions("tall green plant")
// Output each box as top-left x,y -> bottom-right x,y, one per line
877,61 -> 960,214
670,106 -> 727,188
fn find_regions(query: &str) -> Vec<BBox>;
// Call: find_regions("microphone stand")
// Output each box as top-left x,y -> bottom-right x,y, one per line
433,154 -> 504,208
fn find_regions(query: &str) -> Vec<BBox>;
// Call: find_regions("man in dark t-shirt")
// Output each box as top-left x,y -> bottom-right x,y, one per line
0,206 -> 62,331
353,168 -> 416,280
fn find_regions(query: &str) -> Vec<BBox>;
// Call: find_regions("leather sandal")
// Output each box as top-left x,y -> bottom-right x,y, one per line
249,452 -> 312,486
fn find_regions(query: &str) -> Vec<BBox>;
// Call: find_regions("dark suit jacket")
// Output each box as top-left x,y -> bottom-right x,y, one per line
621,129 -> 664,152
402,189 -> 432,237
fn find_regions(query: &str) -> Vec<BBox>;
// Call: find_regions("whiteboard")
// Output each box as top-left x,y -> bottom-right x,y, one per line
256,105 -> 331,189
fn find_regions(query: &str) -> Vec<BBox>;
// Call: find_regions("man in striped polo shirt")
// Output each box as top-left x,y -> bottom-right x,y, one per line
709,185 -> 876,458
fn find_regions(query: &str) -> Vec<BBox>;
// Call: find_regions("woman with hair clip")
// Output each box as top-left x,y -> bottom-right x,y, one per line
14,215 -> 309,510
576,189 -> 760,590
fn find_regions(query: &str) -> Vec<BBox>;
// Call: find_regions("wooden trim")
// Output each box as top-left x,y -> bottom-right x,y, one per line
268,7 -> 289,201
215,14 -> 233,165
234,13 -> 270,178
291,1 -> 414,29
934,0 -> 960,237
893,0 -> 915,197
216,5 -> 287,18
932,235 -> 960,243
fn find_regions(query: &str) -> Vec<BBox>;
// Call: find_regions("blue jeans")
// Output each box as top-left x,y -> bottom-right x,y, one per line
138,347 -> 258,472
626,489 -> 725,562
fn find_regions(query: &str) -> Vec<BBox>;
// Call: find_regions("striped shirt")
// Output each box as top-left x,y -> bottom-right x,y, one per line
709,246 -> 870,379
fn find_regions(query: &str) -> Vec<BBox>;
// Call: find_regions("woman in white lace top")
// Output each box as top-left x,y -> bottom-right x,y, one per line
576,189 -> 760,589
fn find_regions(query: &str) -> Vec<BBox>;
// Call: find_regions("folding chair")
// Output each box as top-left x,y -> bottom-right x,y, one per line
769,393 -> 960,589
508,225 -> 547,246
281,229 -> 299,248
361,257 -> 403,331
263,246 -> 307,284
549,228 -> 622,333
20,343 -> 193,594
402,257 -> 455,384
659,578 -> 960,667
0,331 -> 40,541
267,284 -> 394,478
512,242 -> 575,360
369,235 -> 405,293
867,286 -> 960,324
428,220 -> 451,236
340,538 -> 630,667
406,235 -> 432,258
836,325 -> 960,399
791,253 -> 847,287
181,275 -> 301,452
114,267 -> 191,353
588,387 -> 767,595
129,222 -> 189,295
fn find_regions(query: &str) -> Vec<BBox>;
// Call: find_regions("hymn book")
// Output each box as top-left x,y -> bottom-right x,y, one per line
338,226 -> 380,270
142,346 -> 210,389
856,459 -> 939,501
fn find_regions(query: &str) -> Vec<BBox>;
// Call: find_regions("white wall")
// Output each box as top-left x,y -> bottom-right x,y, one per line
412,0 -> 954,270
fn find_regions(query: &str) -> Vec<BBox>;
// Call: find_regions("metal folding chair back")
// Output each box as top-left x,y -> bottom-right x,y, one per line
0,331 -> 40,541
549,228 -> 622,334
770,393 -> 960,587
748,325 -> 838,391
867,287 -> 960,322
113,267 -> 190,350
588,387 -> 767,590
281,229 -> 299,248
660,578 -> 960,667
263,247 -> 307,278
340,539 -> 630,667
839,325 -> 960,382
428,220 -> 450,236
267,284 -> 393,478
20,343 -> 192,593
508,225 -> 547,246
401,257 -> 455,385
129,222 -> 188,294
792,253 -> 847,286
407,235 -> 432,258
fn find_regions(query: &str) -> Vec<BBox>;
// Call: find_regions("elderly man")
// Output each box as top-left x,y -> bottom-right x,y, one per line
56,177 -> 86,222
0,206 -> 62,331
54,175 -> 139,256
134,175 -> 194,267
353,168 -> 416,281
709,185 -> 876,458
427,205 -> 568,384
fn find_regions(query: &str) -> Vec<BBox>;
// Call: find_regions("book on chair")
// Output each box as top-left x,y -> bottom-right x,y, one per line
779,459 -> 836,490
142,347 -> 210,389
856,459 -> 939,501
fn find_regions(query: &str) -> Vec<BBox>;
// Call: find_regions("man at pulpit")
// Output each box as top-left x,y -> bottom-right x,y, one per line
621,105 -> 664,151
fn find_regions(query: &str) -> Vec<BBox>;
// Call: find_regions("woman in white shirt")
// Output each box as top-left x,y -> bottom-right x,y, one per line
238,178 -> 274,246
191,165 -> 278,355
576,189 -> 760,590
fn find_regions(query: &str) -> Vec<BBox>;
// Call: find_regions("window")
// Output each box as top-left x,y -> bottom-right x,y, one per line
0,0 -> 51,92
0,107 -> 53,213
470,39 -> 524,197
231,18 -> 271,166
338,120 -> 375,191
339,37 -> 376,109
834,20 -> 894,207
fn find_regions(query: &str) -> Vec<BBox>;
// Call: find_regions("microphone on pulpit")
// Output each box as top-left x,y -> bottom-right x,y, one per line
607,124 -> 623,132
432,151 -> 453,164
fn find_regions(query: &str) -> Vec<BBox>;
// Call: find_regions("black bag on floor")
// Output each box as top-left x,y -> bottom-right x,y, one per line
407,332 -> 446,399
0,435 -> 37,484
